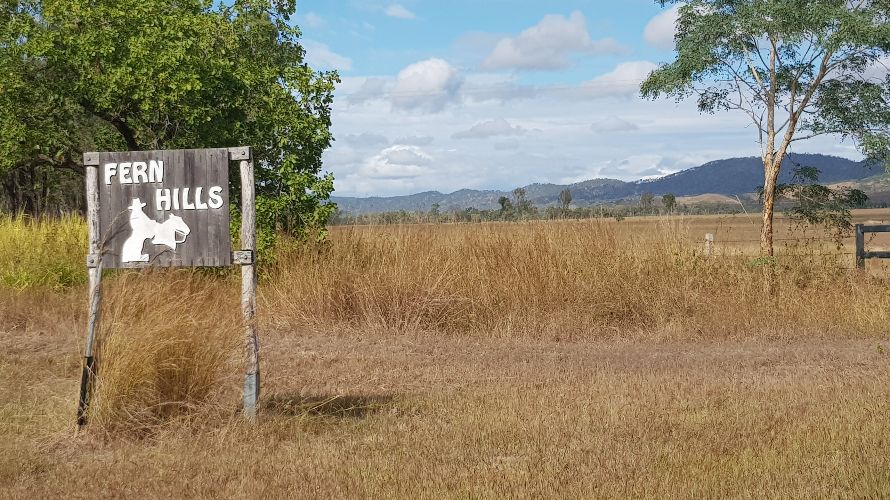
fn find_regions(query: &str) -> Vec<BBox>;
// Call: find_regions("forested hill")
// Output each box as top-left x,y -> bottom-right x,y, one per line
331,154 -> 878,214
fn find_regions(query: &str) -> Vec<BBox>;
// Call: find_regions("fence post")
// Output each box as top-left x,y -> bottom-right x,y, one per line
238,149 -> 259,421
77,152 -> 102,428
704,233 -> 714,258
855,224 -> 865,269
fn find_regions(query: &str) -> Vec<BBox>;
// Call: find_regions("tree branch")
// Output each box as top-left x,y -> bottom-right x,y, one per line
108,116 -> 139,151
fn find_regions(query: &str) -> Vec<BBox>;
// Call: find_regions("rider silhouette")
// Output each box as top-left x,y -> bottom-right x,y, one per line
121,198 -> 190,263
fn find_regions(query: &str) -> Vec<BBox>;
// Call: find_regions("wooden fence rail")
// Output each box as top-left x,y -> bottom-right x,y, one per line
855,224 -> 890,269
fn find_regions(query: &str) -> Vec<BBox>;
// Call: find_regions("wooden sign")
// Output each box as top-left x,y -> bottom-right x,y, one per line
95,148 -> 231,268
78,146 -> 259,427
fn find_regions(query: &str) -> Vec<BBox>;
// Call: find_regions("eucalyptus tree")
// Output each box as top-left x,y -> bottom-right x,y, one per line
559,188 -> 573,216
640,192 -> 656,213
662,193 -> 677,213
641,0 -> 890,255
1,0 -> 337,242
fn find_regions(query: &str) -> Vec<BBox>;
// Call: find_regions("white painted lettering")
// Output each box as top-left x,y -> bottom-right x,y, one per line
104,163 -> 117,185
132,162 -> 148,183
154,185 -> 224,212
148,160 -> 163,183
194,187 -> 208,209
156,188 -> 171,211
182,187 -> 195,209
207,186 -> 224,209
119,162 -> 132,184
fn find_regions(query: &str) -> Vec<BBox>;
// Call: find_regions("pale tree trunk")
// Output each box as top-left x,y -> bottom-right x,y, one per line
761,39 -> 779,258
760,156 -> 781,296
760,159 -> 782,256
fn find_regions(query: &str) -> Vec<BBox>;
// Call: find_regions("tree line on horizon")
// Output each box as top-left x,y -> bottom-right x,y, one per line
329,173 -> 874,233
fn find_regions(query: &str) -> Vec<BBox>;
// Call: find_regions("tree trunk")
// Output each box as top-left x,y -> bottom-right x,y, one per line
40,168 -> 50,216
2,176 -> 17,214
760,159 -> 782,256
22,167 -> 36,216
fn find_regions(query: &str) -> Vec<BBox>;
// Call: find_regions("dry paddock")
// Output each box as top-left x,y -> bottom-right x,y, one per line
3,212 -> 890,497
3,323 -> 890,497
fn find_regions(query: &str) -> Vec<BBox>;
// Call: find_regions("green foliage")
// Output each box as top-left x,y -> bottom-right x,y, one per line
0,1 -> 97,213
748,255 -> 777,268
641,0 -> 890,162
662,193 -> 677,213
1,0 -> 337,247
764,164 -> 868,241
512,187 -> 536,218
558,188 -> 572,216
640,192 -> 655,213
497,196 -> 514,215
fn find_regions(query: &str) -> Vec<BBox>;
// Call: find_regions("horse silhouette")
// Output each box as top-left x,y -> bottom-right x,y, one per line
121,198 -> 191,263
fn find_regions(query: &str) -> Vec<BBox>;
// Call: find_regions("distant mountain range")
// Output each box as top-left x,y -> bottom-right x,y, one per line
331,153 -> 882,214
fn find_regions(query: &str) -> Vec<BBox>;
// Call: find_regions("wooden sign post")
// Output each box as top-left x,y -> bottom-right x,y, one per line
77,147 -> 259,427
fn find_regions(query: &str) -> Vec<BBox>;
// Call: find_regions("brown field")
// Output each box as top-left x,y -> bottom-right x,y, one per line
3,211 -> 890,498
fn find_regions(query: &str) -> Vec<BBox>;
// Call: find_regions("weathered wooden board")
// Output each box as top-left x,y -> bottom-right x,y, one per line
96,148 -> 231,268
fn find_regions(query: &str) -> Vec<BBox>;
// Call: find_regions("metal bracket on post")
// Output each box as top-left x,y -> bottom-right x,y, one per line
228,147 -> 251,161
83,152 -> 100,167
232,250 -> 254,265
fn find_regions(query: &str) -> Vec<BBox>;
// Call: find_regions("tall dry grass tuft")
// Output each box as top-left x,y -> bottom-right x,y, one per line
266,220 -> 890,340
89,271 -> 241,433
0,214 -> 87,290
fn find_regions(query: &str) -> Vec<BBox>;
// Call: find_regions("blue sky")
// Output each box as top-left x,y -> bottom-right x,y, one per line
294,1 -> 861,197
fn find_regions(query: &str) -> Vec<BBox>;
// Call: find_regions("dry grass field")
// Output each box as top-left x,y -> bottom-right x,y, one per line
3,211 -> 890,498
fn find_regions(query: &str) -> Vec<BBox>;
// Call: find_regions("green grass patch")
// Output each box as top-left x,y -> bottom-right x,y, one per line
0,214 -> 87,290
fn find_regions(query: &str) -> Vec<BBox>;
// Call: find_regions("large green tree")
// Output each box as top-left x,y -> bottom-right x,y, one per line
641,0 -> 890,256
1,0 -> 337,240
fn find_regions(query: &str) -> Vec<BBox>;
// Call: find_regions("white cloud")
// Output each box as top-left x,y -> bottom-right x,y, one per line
482,11 -> 628,71
385,4 -> 416,19
343,132 -> 389,147
358,145 -> 432,179
579,61 -> 659,98
453,31 -> 506,62
395,135 -> 435,146
322,144 -> 363,171
591,116 -> 639,133
303,40 -> 352,71
452,118 -> 527,139
384,146 -> 431,166
494,141 -> 521,151
391,58 -> 463,112
303,12 -> 324,29
557,153 -> 723,185
644,5 -> 681,50
346,77 -> 389,105
596,154 -> 686,179
464,82 -> 538,102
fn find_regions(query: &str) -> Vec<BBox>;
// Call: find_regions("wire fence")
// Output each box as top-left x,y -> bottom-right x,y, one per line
699,227 -> 890,271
